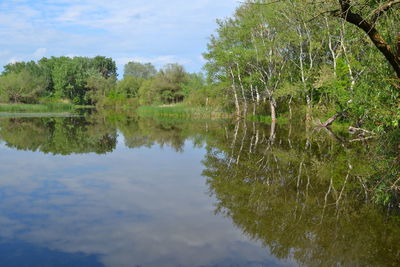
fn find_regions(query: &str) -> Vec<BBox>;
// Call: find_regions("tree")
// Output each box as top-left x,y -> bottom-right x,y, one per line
258,0 -> 400,78
116,76 -> 144,98
91,56 -> 117,79
85,72 -> 116,104
0,70 -> 47,103
203,0 -> 399,129
182,73 -> 208,106
50,56 -> 117,104
52,57 -> 89,103
124,61 -> 157,79
156,63 -> 187,103
137,63 -> 188,105
333,0 -> 400,78
204,2 -> 290,120
138,80 -> 159,105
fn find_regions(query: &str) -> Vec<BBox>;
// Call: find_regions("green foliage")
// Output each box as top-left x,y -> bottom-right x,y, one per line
0,103 -> 76,112
85,73 -> 116,104
138,80 -> 159,105
182,73 -> 219,107
0,70 -> 47,103
116,76 -> 144,97
91,56 -> 117,79
137,63 -> 189,105
0,56 -> 117,105
203,0 -> 400,131
95,93 -> 138,111
51,56 -> 116,104
124,61 -> 157,79
2,61 -> 41,76
314,59 -> 352,111
1,0 -> 398,131
137,104 -> 228,119
274,82 -> 302,99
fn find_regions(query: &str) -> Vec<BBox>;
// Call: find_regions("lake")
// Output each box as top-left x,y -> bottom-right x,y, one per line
0,113 -> 399,267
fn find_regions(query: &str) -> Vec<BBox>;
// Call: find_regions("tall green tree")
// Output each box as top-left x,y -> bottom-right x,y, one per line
124,61 -> 157,79
0,70 -> 47,103
138,63 -> 188,105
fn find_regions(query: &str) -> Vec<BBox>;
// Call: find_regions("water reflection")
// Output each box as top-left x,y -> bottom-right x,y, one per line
0,113 -> 398,266
0,117 -> 116,155
203,121 -> 400,267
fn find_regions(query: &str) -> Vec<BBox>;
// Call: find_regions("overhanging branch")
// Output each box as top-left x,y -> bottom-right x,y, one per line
371,0 -> 400,23
337,0 -> 400,78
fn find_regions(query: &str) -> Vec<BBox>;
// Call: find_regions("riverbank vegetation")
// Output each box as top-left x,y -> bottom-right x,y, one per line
0,0 -> 399,132
0,103 -> 77,113
137,105 -> 229,119
202,0 -> 400,132
0,57 -> 214,113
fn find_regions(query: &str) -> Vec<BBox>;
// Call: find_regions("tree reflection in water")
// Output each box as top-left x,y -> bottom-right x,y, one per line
0,113 -> 399,266
203,120 -> 400,266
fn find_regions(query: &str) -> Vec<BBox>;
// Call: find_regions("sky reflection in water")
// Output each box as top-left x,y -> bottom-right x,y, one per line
0,119 -> 288,267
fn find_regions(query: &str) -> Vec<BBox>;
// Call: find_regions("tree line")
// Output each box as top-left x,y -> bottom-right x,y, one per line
0,56 -> 117,104
0,57 -> 207,108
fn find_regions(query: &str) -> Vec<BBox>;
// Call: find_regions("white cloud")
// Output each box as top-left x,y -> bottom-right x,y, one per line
56,5 -> 92,22
8,57 -> 20,64
33,47 -> 47,58
64,53 -> 77,58
0,0 -> 239,74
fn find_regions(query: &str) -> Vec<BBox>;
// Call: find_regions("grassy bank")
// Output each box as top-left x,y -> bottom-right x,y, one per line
247,114 -> 289,124
0,103 -> 93,113
138,105 -> 295,124
137,105 -> 230,119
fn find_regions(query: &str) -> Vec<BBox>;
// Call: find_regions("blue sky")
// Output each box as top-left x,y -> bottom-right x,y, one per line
0,0 -> 238,77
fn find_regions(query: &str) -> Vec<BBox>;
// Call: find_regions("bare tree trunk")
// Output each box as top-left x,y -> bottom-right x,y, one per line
229,67 -> 241,118
236,121 -> 247,165
228,120 -> 240,167
306,95 -> 312,123
325,17 -> 338,73
340,21 -> 355,90
298,27 -> 313,123
255,86 -> 260,104
321,113 -> 341,127
270,117 -> 276,143
236,63 -> 248,116
269,97 -> 277,123
250,84 -> 256,116
233,87 -> 241,118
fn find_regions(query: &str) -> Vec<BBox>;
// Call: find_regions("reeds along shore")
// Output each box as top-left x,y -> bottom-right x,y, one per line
0,103 -> 88,113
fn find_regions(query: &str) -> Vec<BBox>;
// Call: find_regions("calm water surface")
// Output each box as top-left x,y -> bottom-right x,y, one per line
0,114 -> 398,267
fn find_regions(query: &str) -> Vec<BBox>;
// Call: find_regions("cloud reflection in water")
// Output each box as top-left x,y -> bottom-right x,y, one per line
0,137 -> 287,267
